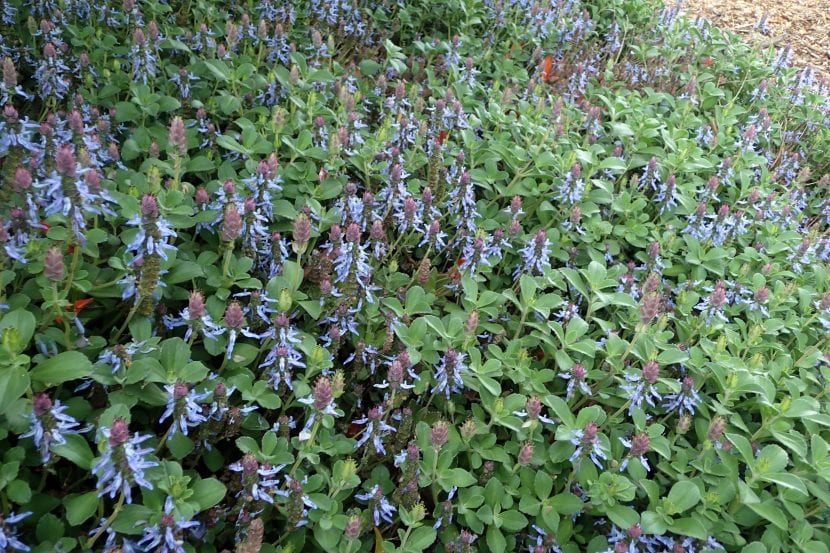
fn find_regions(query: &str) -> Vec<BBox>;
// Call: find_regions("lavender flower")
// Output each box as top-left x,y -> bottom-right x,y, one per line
162,290 -> 225,342
36,43 -> 71,99
516,229 -> 551,277
298,377 -> 341,441
355,485 -> 396,526
694,280 -> 729,324
619,433 -> 651,471
0,511 -> 31,552
375,356 -> 418,391
513,396 -> 555,426
655,174 -> 679,214
557,162 -> 586,204
229,452 -> 286,505
36,144 -> 117,245
568,422 -> 607,469
559,363 -> 591,400
20,393 -> 87,464
431,349 -> 468,399
136,497 -> 201,553
333,223 -> 378,303
97,340 -> 155,375
92,418 -> 159,503
223,302 -> 247,359
638,156 -> 661,192
433,486 -> 457,529
621,360 -> 663,416
159,382 -> 210,439
528,525 -> 563,553
170,67 -> 199,99
663,376 -> 702,417
260,313 -> 305,391
125,194 -> 177,264
285,476 -> 318,528
130,28 -> 160,84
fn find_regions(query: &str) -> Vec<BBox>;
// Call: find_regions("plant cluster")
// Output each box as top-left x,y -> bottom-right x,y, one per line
0,0 -> 829,552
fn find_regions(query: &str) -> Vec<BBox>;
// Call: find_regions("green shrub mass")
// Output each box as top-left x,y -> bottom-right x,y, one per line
1,0 -> 830,551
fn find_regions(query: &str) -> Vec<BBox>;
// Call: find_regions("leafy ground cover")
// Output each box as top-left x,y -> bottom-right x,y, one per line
0,0 -> 829,552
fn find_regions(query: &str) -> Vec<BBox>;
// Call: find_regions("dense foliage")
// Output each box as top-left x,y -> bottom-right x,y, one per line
0,0 -> 829,552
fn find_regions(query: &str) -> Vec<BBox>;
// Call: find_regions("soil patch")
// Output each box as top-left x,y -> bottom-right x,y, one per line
681,0 -> 830,80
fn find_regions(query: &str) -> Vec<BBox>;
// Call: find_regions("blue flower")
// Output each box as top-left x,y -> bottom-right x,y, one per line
159,383 -> 210,439
352,406 -> 397,455
229,453 -> 287,505
568,422 -> 606,470
355,485 -> 396,526
528,524 -> 562,553
557,163 -> 586,204
20,394 -> 88,463
517,229 -> 551,277
431,349 -> 468,400
259,314 -> 305,391
0,511 -> 31,552
92,419 -> 158,504
136,497 -> 201,553
663,377 -> 702,417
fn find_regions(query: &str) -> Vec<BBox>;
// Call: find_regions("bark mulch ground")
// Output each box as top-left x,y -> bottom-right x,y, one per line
681,0 -> 830,80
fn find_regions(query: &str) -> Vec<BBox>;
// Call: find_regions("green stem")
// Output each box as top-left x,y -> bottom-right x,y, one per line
113,303 -> 139,343
289,417 -> 321,477
399,525 -> 414,550
63,245 -> 81,296
222,242 -> 235,284
512,308 -> 528,341
86,490 -> 126,549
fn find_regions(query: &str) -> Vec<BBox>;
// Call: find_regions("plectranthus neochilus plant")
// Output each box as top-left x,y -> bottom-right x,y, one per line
0,0 -> 828,552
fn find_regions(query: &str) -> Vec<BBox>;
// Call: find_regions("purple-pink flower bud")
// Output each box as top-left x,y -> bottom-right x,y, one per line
55,144 -> 77,178
221,203 -> 243,242
224,302 -> 245,329
313,377 -> 333,411
44,247 -> 65,282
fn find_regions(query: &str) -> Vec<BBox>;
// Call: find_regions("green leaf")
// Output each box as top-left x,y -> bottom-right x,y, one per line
203,59 -> 230,81
6,479 -> 30,503
52,433 -> 94,469
607,505 -> 640,529
406,526 -> 436,550
167,433 -> 195,459
499,509 -> 528,532
759,472 -> 808,496
112,505 -> 154,535
358,59 -> 382,76
656,347 -> 689,365
545,395 -> 576,427
0,366 -> 29,416
191,478 -> 227,511
115,101 -> 140,122
748,501 -> 788,530
31,351 -> 93,384
36,513 -> 64,543
669,517 -> 708,540
0,309 -> 36,351
160,338 -> 191,374
666,481 -> 700,513
754,445 -> 788,474
166,261 -> 205,284
534,472 -> 553,500
486,526 -> 506,552
65,492 -> 99,526
550,493 -> 583,515
640,511 -> 667,535
439,468 -> 476,490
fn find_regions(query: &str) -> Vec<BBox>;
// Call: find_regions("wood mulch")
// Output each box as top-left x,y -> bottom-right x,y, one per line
680,0 -> 830,80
